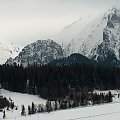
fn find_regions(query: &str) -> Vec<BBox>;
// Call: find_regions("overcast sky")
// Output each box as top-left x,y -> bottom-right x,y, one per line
0,0 -> 119,46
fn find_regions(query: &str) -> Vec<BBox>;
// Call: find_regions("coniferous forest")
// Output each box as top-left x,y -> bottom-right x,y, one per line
0,63 -> 119,100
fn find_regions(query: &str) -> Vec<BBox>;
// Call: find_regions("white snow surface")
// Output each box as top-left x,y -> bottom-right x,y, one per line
0,89 -> 46,108
0,40 -> 21,64
0,89 -> 46,119
54,16 -> 97,46
0,89 -> 120,120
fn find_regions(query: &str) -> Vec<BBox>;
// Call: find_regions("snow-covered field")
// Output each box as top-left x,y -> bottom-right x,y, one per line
1,89 -> 120,120
0,89 -> 46,120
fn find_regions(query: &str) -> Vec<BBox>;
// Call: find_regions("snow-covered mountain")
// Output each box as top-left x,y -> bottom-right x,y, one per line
55,16 -> 96,46
5,7 -> 120,66
55,8 -> 120,66
0,41 -> 21,64
90,8 -> 120,66
6,39 -> 63,66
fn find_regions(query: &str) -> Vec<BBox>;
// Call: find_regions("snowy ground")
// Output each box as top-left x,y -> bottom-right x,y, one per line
0,89 -> 46,108
0,89 -> 120,120
0,89 -> 46,119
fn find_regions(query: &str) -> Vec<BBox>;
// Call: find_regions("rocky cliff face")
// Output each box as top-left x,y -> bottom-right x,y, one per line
90,8 -> 120,66
6,39 -> 63,66
55,8 -> 120,66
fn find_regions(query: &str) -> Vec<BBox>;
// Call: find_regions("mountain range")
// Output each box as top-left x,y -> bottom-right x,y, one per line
55,7 -> 120,66
6,39 -> 63,66
3,7 -> 120,67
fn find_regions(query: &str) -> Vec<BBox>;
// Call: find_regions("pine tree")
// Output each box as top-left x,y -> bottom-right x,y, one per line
54,101 -> 58,111
108,91 -> 112,102
31,102 -> 35,114
21,105 -> 26,116
28,105 -> 31,115
10,102 -> 14,110
46,100 -> 52,112
3,110 -> 6,119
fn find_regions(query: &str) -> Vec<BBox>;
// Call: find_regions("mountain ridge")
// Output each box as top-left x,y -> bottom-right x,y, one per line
50,53 -> 96,66
6,39 -> 64,66
55,7 -> 120,66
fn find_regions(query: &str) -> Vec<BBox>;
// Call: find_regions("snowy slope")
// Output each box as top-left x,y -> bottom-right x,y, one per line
4,102 -> 120,120
55,16 -> 96,47
55,8 -> 120,66
0,89 -> 46,119
55,11 -> 107,56
0,40 -> 21,64
0,89 -> 46,108
0,89 -> 120,120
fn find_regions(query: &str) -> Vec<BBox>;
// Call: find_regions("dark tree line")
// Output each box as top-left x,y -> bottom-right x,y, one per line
0,96 -> 9,109
0,63 -> 119,99
0,96 -> 15,110
21,91 -> 113,116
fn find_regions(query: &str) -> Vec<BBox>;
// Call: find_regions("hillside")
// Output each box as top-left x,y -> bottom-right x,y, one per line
50,53 -> 96,65
55,8 -> 120,66
0,89 -> 120,120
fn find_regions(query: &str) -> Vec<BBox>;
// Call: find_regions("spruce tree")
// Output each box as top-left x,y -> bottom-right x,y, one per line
21,105 -> 26,116
3,110 -> 6,119
28,105 -> 31,115
31,102 -> 35,114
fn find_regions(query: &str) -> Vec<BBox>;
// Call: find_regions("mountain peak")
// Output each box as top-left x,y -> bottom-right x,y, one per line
6,39 -> 64,66
55,7 -> 120,66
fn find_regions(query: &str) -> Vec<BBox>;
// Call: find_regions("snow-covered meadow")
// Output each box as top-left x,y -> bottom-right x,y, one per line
0,89 -> 120,120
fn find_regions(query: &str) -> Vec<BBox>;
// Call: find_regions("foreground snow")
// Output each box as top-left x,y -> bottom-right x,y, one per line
0,89 -> 46,108
0,89 -> 46,119
0,89 -> 120,120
